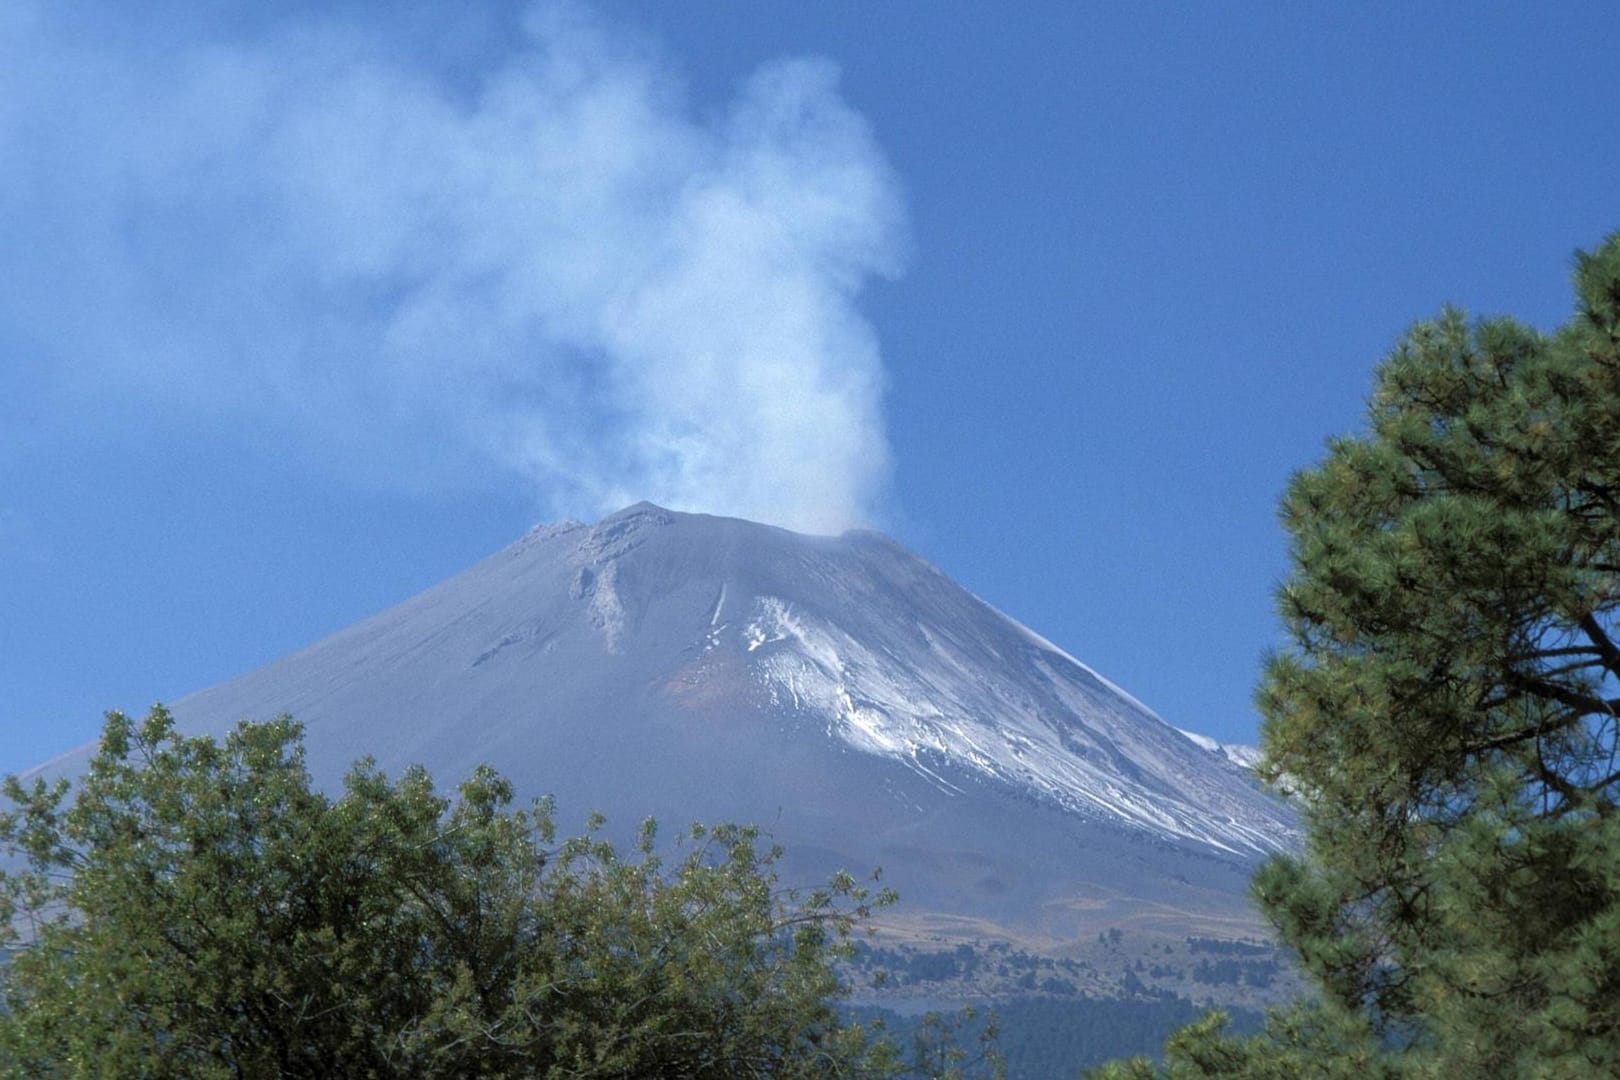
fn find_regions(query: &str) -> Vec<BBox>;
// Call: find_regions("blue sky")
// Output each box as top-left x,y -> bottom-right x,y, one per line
4,1 -> 1618,776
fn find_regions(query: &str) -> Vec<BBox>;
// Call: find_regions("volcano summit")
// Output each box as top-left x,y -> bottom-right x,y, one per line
32,503 -> 1294,943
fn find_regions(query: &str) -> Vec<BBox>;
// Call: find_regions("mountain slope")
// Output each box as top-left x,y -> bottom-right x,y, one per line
28,503 -> 1294,942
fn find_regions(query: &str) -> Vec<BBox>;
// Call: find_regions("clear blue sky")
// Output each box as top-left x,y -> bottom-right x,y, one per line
4,1 -> 1618,776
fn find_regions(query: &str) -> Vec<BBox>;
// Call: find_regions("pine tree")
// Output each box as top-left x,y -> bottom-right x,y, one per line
1092,233 -> 1620,1078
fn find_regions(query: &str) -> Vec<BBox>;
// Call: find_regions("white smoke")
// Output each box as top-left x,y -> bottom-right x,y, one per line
0,2 -> 906,533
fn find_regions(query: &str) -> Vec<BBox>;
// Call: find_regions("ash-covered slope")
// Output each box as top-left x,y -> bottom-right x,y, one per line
32,503 -> 1295,939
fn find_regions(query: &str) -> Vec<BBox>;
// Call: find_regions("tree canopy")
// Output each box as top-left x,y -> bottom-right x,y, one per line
0,707 -> 995,1079
1092,233 -> 1620,1078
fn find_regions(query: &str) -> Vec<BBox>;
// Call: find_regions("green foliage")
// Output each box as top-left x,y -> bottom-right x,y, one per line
1091,233 -> 1620,1077
1085,1004 -> 1383,1080
853,997 -> 1261,1080
0,706 -> 993,1079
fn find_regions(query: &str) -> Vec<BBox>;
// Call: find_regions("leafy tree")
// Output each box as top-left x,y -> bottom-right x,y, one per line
1091,233 -> 1620,1078
0,706 -> 994,1079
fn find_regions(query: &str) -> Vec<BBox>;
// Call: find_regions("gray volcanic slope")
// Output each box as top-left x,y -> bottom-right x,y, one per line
32,503 -> 1296,941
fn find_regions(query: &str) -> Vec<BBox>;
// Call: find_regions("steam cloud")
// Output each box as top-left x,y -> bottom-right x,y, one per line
0,3 -> 906,533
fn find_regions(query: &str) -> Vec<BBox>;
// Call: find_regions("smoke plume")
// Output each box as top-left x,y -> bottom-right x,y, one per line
0,2 -> 906,532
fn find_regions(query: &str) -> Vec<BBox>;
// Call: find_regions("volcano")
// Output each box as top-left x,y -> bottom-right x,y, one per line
31,503 -> 1294,943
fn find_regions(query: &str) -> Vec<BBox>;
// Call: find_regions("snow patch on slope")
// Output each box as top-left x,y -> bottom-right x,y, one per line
739,595 -> 1290,856
1179,729 -> 1264,770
